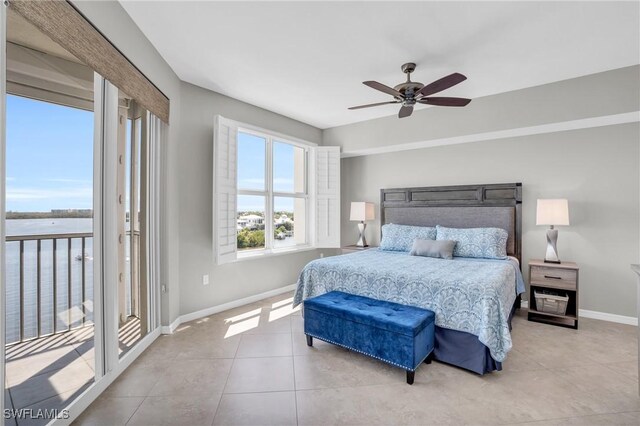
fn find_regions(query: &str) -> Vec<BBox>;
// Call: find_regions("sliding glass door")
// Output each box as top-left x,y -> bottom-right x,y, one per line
117,92 -> 151,357
3,8 -> 98,423
1,4 -> 161,424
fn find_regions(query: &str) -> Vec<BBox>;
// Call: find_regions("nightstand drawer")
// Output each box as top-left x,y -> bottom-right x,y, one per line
530,266 -> 577,290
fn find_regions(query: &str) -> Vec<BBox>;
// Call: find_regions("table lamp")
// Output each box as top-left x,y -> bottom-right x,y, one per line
350,202 -> 375,247
536,199 -> 570,264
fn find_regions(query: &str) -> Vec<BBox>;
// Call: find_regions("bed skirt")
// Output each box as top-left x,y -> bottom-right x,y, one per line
434,300 -> 518,374
433,327 -> 502,374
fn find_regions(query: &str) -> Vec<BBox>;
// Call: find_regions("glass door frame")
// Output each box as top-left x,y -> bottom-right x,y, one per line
1,3 -> 7,420
0,10 -> 162,418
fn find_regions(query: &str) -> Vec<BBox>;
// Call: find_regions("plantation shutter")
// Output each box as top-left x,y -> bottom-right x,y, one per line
214,116 -> 238,264
314,146 -> 341,248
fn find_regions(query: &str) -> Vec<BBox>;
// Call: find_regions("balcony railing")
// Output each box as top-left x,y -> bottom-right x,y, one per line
5,232 -> 94,345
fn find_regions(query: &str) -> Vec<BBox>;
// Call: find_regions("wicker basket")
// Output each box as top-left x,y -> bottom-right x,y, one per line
534,290 -> 569,316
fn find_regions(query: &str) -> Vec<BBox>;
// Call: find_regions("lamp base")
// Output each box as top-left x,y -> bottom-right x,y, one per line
544,227 -> 561,264
356,222 -> 368,247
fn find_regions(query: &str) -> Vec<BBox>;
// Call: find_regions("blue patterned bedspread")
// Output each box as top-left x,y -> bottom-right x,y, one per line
293,249 -> 525,362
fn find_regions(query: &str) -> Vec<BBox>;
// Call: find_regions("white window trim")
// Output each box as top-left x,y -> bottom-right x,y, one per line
214,116 -> 340,265
235,125 -> 314,259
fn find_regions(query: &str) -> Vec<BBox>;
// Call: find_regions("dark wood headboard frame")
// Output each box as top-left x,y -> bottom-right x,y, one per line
380,183 -> 523,263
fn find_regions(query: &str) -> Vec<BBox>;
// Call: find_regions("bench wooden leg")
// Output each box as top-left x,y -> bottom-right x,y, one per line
306,335 -> 313,347
406,370 -> 414,385
424,351 -> 434,364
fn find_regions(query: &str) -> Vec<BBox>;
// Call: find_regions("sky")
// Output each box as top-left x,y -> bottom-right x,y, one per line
237,132 -> 299,213
6,95 -> 94,212
5,95 -> 299,213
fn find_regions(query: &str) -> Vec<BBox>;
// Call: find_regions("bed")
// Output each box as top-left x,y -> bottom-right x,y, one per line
294,183 -> 524,374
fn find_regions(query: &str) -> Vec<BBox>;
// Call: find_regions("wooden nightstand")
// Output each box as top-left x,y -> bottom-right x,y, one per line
341,245 -> 377,254
528,259 -> 579,329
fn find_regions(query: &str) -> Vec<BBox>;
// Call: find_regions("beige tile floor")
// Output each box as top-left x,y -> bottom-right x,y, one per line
4,318 -> 143,426
75,293 -> 640,425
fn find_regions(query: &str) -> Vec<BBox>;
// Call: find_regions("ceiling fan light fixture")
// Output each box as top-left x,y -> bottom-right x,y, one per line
349,63 -> 471,119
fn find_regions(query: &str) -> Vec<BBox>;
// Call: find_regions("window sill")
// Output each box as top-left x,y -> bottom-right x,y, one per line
235,245 -> 317,262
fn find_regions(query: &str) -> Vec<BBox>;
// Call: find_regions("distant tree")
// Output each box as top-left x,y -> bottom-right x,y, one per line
237,228 -> 265,249
248,230 -> 265,247
237,228 -> 250,249
282,221 -> 293,231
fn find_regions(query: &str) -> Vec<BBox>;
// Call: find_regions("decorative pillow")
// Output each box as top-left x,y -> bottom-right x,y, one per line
410,239 -> 456,260
436,225 -> 508,259
380,224 -> 437,252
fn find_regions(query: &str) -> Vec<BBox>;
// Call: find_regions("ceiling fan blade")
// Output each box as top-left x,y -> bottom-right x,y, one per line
348,100 -> 401,110
418,97 -> 472,107
363,81 -> 404,98
416,73 -> 467,97
398,105 -> 413,118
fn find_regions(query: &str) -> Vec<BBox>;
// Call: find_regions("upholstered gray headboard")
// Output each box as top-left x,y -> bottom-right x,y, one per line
380,183 -> 522,262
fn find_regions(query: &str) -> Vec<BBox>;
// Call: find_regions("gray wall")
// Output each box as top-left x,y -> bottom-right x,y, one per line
70,1 -> 640,322
70,2 -> 335,323
339,123 -> 640,317
325,65 -> 640,156
72,0 -> 182,325
177,82 -> 334,316
326,65 -> 640,318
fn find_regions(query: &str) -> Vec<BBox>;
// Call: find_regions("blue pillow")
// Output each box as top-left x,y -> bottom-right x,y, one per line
380,224 -> 437,252
436,225 -> 508,259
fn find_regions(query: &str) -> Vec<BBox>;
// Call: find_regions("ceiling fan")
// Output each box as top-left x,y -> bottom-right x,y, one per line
349,63 -> 471,118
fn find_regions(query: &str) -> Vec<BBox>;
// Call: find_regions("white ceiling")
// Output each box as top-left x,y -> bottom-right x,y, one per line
120,1 -> 639,129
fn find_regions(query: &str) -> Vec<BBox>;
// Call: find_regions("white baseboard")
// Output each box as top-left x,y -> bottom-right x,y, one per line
161,283 -> 297,334
520,300 -> 637,326
579,309 -> 637,326
160,317 -> 181,335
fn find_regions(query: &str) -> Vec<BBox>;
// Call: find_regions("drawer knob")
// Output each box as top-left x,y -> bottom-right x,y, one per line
544,275 -> 562,280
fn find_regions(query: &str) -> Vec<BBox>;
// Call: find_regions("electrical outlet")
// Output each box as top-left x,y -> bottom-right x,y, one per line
161,285 -> 167,293
320,252 -> 324,258
203,274 -> 210,285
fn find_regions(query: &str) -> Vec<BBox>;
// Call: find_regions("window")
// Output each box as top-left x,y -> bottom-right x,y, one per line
236,130 -> 309,254
214,116 -> 340,264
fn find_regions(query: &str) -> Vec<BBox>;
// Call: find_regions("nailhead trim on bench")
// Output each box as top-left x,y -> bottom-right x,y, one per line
305,332 -> 432,372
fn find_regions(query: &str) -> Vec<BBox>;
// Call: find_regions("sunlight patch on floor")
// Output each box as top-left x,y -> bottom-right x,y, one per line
57,305 -> 86,328
272,297 -> 294,309
225,307 -> 262,324
269,303 -> 300,322
175,324 -> 192,333
6,333 -> 71,360
225,316 -> 260,338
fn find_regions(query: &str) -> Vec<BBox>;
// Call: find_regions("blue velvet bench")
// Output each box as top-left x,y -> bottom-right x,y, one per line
303,291 -> 435,385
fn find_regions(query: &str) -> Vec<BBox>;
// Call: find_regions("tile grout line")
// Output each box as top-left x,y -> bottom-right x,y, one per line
290,330 -> 299,426
123,395 -> 147,425
210,327 -> 244,425
8,387 -> 19,426
504,409 -> 640,425
70,339 -> 95,373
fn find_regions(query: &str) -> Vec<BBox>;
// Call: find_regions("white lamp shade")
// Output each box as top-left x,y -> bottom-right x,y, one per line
350,202 -> 375,221
536,199 -> 570,226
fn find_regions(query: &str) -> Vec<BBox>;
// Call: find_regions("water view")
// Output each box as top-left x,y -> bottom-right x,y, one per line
5,218 -> 94,343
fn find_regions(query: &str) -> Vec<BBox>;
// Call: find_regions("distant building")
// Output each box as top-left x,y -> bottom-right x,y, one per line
274,214 -> 292,226
51,209 -> 92,214
237,214 -> 264,230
